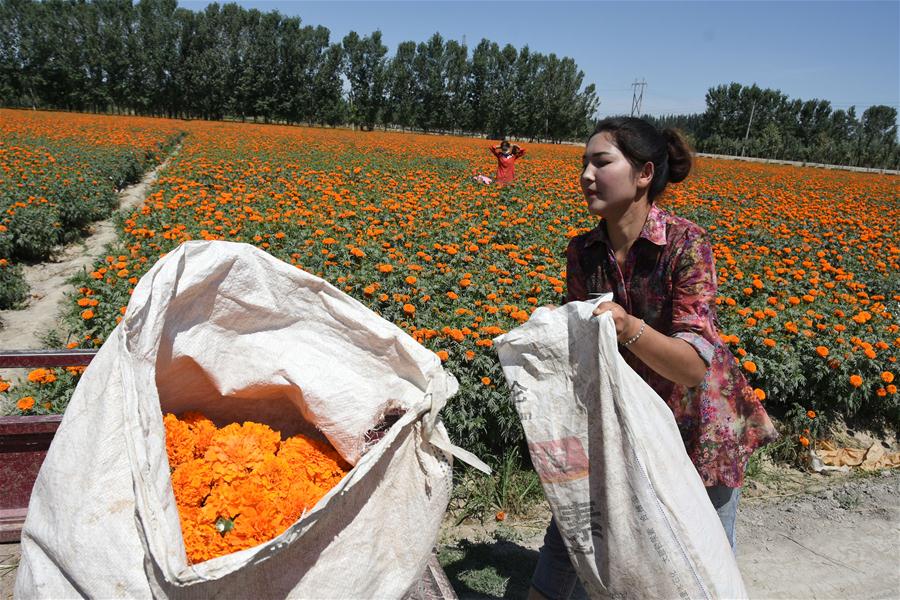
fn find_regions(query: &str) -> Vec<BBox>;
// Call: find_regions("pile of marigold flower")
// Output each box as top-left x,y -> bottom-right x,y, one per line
164,412 -> 350,563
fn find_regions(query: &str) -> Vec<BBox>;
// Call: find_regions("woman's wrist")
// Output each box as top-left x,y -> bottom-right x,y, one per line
620,316 -> 645,347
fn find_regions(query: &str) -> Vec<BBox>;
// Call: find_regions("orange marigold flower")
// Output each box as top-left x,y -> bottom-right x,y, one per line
849,374 -> 863,388
0,379 -> 10,393
81,309 -> 94,320
495,511 -> 507,522
754,388 -> 766,401
402,303 -> 415,315
27,368 -> 57,384
17,396 -> 36,411
881,372 -> 894,383
763,338 -> 776,348
377,264 -> 393,273
807,410 -> 816,419
436,350 -> 449,362
815,346 -> 829,358
405,276 -> 417,285
798,435 -> 810,447
165,412 -> 349,563
481,377 -> 491,385
742,361 -> 757,374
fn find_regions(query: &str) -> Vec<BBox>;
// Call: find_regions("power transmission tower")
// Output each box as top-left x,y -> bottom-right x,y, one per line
630,79 -> 646,117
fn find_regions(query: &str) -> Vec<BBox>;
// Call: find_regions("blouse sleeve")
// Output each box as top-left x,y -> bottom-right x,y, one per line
670,230 -> 718,367
564,236 -> 589,304
515,148 -> 526,158
489,146 -> 501,157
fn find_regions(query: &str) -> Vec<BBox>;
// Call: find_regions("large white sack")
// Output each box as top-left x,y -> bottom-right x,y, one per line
17,240 -> 485,599
494,295 -> 748,600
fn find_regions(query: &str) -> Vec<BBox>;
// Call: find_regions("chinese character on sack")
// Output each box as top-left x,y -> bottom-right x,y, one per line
557,500 -> 603,554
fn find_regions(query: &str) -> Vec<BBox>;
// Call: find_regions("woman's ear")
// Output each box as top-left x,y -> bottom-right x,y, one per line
636,162 -> 654,189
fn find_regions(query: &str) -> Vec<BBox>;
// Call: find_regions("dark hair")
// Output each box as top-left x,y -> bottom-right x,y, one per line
589,117 -> 692,203
500,139 -> 510,149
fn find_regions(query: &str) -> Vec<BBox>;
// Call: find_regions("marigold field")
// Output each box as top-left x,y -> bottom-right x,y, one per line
2,110 -> 898,457
0,109 -> 183,306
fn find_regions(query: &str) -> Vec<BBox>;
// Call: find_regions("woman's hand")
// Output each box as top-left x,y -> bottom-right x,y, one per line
592,301 -> 641,343
593,301 -> 707,386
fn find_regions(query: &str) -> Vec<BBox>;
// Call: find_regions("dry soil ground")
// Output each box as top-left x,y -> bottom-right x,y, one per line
438,467 -> 900,599
2,468 -> 898,599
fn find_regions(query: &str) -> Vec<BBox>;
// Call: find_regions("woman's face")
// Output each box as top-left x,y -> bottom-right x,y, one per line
580,132 -> 647,218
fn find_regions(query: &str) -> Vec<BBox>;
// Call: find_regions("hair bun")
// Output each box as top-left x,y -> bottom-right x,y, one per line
662,128 -> 692,184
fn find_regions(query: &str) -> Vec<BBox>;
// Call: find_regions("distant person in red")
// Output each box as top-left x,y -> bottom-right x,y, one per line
490,140 -> 526,184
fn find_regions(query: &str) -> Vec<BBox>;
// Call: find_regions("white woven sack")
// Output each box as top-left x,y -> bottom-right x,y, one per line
16,240 -> 486,599
494,295 -> 748,599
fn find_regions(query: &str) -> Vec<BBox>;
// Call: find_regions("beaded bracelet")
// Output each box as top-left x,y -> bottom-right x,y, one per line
621,319 -> 645,347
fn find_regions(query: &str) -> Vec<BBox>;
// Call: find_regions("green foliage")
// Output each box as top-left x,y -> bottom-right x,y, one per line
0,129 -> 181,272
677,183 -> 900,430
439,540 -> 537,599
698,83 -> 899,169
0,258 -> 28,309
0,367 -> 81,416
8,202 -> 58,260
450,448 -> 544,522
342,30 -> 388,130
0,0 -> 597,140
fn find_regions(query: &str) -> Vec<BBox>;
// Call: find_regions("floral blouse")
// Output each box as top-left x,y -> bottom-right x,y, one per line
565,204 -> 778,487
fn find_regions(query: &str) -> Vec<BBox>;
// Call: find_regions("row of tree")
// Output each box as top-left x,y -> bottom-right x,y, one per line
2,1 -> 896,166
0,0 -> 598,140
645,84 -> 898,169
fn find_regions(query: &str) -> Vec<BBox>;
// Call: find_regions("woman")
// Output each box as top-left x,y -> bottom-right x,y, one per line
490,140 -> 526,184
529,117 -> 778,599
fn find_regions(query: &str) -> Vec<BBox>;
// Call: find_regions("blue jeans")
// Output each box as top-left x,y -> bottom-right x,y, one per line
531,486 -> 741,600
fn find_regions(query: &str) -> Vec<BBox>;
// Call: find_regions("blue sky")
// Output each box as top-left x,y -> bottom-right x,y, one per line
180,1 -> 899,118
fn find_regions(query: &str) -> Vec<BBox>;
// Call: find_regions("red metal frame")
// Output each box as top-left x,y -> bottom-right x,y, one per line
0,349 -> 97,368
1,349 -> 96,543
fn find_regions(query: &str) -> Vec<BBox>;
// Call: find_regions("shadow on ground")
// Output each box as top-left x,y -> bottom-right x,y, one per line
440,538 -> 540,599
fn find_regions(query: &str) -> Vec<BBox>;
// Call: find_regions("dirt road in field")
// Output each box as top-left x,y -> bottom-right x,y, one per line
0,147 -> 177,381
440,469 -> 900,600
2,469 -> 897,598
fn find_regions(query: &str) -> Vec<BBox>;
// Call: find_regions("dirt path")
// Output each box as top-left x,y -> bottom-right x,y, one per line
3,470 -> 896,598
737,472 -> 899,599
439,469 -> 900,599
0,148 -> 177,381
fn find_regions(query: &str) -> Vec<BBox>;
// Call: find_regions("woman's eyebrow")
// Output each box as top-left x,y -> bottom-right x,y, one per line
582,151 -> 612,159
